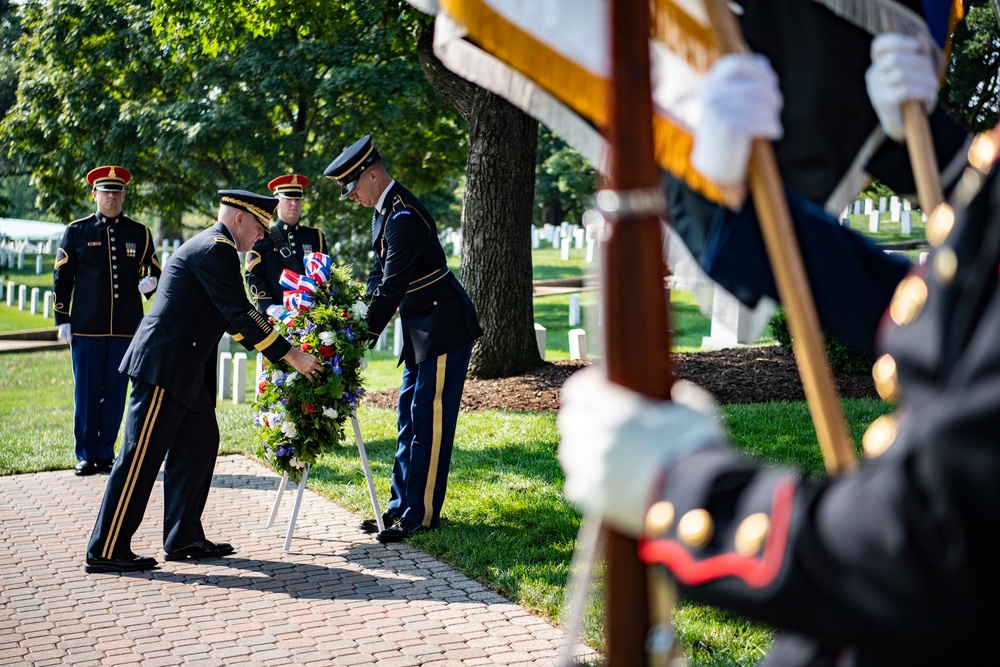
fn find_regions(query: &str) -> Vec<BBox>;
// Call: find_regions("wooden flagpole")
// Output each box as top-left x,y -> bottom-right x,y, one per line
601,0 -> 676,663
704,0 -> 857,475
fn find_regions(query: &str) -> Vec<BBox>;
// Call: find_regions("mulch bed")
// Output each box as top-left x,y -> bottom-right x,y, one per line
360,346 -> 879,412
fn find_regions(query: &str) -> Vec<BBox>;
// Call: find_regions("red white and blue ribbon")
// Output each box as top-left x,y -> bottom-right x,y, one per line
304,252 -> 332,285
279,268 -> 318,295
283,290 -> 316,311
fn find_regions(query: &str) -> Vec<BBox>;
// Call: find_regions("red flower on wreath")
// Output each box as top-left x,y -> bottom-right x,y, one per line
301,402 -> 316,415
319,345 -> 334,359
300,342 -> 312,352
258,381 -> 267,393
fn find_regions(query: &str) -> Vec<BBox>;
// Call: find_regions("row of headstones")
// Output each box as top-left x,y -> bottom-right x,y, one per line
841,196 -> 925,234
534,323 -> 589,361
0,239 -> 53,255
1,281 -> 55,317
532,222 -> 603,262
0,248 -> 47,274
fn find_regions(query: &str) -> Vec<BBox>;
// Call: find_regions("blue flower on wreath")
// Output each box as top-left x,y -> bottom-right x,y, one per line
331,353 -> 342,375
276,443 -> 295,458
339,323 -> 356,341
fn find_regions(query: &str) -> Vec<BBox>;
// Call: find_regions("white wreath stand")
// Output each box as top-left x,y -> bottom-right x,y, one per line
265,414 -> 384,550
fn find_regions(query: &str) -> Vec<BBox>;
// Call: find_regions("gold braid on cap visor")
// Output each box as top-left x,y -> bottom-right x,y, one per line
221,196 -> 272,226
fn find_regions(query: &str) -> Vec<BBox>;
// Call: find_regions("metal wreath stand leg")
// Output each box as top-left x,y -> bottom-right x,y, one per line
265,413 -> 384,550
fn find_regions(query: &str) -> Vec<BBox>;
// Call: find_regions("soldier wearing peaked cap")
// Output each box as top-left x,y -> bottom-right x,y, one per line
54,165 -> 161,478
245,174 -> 327,317
85,190 -> 325,574
326,136 -> 483,543
558,39 -> 1000,666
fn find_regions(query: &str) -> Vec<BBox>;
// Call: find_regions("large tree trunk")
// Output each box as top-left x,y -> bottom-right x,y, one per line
416,25 -> 543,378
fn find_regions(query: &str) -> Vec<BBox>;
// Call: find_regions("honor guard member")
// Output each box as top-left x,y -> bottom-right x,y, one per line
85,190 -> 325,573
558,40 -> 1000,666
325,136 -> 483,543
245,173 -> 327,317
53,165 -> 161,477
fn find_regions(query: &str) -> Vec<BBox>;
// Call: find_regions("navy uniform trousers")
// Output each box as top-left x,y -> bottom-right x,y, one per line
88,380 -> 218,560
70,336 -> 131,462
390,342 -> 473,528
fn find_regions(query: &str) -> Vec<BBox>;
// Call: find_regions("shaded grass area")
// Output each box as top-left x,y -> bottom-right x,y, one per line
1,349 -> 893,666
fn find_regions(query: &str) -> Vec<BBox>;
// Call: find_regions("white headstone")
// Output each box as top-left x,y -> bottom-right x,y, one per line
533,322 -> 546,360
903,199 -> 911,211
531,227 -> 540,249
560,221 -> 570,238
879,196 -> 887,212
868,211 -> 880,233
586,238 -> 597,263
451,231 -> 462,257
43,291 -> 53,319
890,197 -> 901,222
17,284 -> 27,310
35,254 -> 43,275
161,239 -> 170,254
919,252 -> 929,265
173,239 -> 181,253
255,353 -> 265,397
701,284 -> 773,349
218,352 -> 233,401
569,293 -> 581,326
573,228 -> 585,249
375,328 -> 388,351
30,287 -> 40,315
560,238 -> 571,261
393,317 -> 404,357
852,200 -> 862,215
161,251 -> 170,266
901,211 -> 912,235
0,281 -> 4,299
17,251 -> 24,270
232,353 -> 248,404
5,281 -> 13,306
543,223 -> 554,241
568,329 -> 588,361
864,199 -> 874,214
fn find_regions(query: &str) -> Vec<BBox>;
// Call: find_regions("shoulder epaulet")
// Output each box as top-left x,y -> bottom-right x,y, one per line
120,214 -> 143,226
213,235 -> 237,250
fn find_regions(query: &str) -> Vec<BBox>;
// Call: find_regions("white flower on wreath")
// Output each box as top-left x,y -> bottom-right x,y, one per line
280,420 -> 297,438
265,411 -> 283,427
270,370 -> 284,383
359,357 -> 368,371
289,456 -> 306,469
323,406 -> 338,420
351,300 -> 368,319
319,330 -> 335,346
286,371 -> 299,386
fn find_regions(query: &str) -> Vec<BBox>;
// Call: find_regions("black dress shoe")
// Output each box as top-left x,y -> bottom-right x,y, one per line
95,459 -> 115,473
359,510 -> 402,534
164,539 -> 235,561
74,460 -> 97,476
85,552 -> 158,573
376,518 -> 439,543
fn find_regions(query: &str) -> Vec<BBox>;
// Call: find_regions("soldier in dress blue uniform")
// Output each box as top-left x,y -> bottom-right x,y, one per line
325,136 -> 483,543
558,37 -> 1000,666
245,174 -> 328,316
53,166 -> 161,476
85,190 -> 325,574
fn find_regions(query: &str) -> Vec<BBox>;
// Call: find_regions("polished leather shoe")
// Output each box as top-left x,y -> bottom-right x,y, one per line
74,460 -> 97,476
359,510 -> 402,534
85,552 -> 158,573
376,518 -> 438,543
164,539 -> 235,561
95,459 -> 115,473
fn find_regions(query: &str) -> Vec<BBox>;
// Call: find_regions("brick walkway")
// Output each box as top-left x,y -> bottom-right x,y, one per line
0,455 -> 599,666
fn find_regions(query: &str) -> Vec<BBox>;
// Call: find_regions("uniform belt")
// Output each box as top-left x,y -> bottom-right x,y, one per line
407,266 -> 450,293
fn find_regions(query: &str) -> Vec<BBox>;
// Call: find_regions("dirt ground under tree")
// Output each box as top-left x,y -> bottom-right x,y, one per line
361,345 -> 880,412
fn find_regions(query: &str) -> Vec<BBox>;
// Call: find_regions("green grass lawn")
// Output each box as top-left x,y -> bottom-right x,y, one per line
0,347 -> 893,666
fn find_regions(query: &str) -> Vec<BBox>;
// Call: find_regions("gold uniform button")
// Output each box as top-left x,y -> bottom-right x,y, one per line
872,354 -> 899,402
926,204 -> 955,248
863,414 -> 898,458
677,509 -> 713,550
192,341 -> 197,347
933,248 -> 958,286
969,132 -> 999,173
889,276 -> 928,326
645,501 -> 675,536
734,513 -> 770,557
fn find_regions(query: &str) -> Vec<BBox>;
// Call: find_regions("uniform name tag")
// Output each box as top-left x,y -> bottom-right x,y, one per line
87,241 -> 102,246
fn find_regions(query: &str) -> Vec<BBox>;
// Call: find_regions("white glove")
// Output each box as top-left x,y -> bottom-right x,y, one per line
266,304 -> 284,319
57,323 -> 72,343
557,368 -> 724,537
865,33 -> 938,142
138,276 -> 158,294
691,54 -> 784,187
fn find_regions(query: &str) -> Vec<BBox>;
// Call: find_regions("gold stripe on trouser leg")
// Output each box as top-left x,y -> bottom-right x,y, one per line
102,386 -> 164,558
422,354 -> 448,527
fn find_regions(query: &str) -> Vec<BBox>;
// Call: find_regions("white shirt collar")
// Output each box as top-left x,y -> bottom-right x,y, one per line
375,179 -> 395,215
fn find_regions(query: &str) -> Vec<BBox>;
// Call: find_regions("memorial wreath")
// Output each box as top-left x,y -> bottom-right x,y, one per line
253,252 -> 370,478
